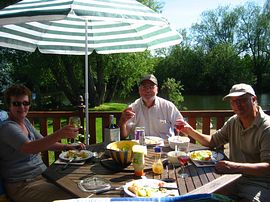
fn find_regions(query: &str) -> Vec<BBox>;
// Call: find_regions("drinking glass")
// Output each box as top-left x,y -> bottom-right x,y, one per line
69,116 -> 82,143
69,116 -> 81,128
177,151 -> 189,178
174,118 -> 187,136
177,142 -> 190,178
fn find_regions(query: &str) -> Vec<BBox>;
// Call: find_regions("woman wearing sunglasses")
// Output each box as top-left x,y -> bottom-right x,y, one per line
0,84 -> 84,202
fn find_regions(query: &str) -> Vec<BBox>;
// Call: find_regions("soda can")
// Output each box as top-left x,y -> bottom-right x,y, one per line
139,130 -> 145,146
135,127 -> 144,141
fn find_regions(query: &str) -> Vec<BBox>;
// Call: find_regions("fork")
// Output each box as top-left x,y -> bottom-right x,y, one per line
62,156 -> 76,170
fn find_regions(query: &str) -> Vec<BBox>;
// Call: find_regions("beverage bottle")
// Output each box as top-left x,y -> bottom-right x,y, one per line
104,114 -> 120,145
152,146 -> 164,175
132,145 -> 147,176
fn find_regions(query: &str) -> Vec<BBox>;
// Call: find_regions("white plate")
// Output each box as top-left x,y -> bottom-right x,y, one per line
189,150 -> 224,163
124,179 -> 175,197
145,136 -> 163,146
59,150 -> 93,162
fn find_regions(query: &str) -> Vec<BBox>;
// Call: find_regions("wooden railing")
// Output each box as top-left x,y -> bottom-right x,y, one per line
27,109 -> 270,166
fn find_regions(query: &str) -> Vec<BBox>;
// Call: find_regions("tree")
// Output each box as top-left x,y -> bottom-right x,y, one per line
161,78 -> 184,109
191,6 -> 239,51
0,0 -> 164,109
236,2 -> 270,91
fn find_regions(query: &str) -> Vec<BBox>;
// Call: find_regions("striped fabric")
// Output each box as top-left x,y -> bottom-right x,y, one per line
0,0 -> 181,144
0,0 -> 181,54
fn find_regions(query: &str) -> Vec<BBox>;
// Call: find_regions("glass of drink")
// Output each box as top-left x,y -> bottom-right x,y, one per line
69,116 -> 82,143
174,118 -> 187,135
69,116 -> 81,128
177,151 -> 189,178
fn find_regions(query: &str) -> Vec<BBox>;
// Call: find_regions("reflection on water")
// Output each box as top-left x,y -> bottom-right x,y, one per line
182,94 -> 270,110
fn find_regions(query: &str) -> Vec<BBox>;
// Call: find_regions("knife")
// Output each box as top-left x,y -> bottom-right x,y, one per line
62,157 -> 76,170
96,186 -> 123,194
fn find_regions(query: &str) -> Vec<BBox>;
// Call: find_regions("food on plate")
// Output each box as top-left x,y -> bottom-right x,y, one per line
145,136 -> 163,145
64,150 -> 89,159
190,150 -> 212,161
127,181 -> 172,197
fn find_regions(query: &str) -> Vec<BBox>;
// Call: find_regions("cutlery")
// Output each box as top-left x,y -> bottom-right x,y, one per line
96,186 -> 123,194
62,157 -> 76,170
159,186 -> 178,190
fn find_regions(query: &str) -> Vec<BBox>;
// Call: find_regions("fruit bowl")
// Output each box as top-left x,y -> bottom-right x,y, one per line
106,140 -> 139,167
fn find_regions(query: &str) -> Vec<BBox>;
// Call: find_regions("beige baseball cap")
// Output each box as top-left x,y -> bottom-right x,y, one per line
223,83 -> 256,100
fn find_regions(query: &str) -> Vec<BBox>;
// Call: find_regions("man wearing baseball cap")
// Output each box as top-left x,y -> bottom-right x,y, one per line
178,83 -> 270,201
119,74 -> 183,139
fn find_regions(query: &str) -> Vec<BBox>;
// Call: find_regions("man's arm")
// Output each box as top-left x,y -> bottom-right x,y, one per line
215,161 -> 270,176
180,121 -> 216,148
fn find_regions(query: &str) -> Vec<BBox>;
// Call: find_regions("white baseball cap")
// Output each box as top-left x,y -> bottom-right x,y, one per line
223,83 -> 256,100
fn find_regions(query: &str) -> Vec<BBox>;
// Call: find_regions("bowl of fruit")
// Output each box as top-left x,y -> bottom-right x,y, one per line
106,140 -> 139,167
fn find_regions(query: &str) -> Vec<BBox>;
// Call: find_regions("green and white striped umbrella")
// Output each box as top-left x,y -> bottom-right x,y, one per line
0,0 -> 181,144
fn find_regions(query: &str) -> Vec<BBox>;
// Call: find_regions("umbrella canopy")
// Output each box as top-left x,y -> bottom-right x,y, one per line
0,0 -> 181,144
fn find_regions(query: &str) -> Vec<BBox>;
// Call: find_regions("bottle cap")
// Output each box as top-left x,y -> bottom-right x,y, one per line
134,170 -> 144,176
154,146 -> 161,153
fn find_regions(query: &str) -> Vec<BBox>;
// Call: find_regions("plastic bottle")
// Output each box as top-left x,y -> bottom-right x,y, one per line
132,145 -> 147,176
104,114 -> 120,145
152,146 -> 164,175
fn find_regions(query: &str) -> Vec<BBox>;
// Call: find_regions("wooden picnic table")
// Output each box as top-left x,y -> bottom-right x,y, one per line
42,142 -> 241,198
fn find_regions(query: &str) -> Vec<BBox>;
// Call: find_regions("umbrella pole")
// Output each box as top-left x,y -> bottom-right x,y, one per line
85,19 -> 89,145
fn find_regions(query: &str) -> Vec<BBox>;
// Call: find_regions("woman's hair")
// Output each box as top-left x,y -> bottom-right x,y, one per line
4,84 -> 32,107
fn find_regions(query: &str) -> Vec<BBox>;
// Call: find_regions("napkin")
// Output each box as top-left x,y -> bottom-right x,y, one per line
54,159 -> 85,165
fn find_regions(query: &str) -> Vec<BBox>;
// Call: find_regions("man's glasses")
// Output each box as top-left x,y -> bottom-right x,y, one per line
12,101 -> 31,107
230,96 -> 251,106
141,84 -> 156,90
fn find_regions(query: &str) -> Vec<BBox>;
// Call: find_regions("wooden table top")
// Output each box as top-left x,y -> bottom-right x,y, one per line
42,142 -> 241,198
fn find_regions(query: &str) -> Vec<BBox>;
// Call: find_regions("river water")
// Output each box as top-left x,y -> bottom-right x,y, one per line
183,93 -> 270,110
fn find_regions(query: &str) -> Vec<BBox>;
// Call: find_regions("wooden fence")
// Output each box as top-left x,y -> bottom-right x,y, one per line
27,109 -> 242,166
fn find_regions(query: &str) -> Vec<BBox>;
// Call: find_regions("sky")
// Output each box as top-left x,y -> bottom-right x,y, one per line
159,0 -> 266,30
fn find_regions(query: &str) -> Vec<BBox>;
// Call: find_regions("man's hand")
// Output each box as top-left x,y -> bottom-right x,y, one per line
119,107 -> 135,126
175,119 -> 193,136
215,160 -> 240,174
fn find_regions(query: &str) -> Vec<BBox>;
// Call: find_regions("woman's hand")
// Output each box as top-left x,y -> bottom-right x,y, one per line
56,125 -> 80,139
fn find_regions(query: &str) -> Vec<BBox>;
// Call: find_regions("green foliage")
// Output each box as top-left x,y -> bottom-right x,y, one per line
160,78 -> 184,109
1,0 -> 270,110
89,103 -> 128,111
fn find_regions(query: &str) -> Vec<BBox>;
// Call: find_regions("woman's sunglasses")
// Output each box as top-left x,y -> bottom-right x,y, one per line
12,101 -> 31,107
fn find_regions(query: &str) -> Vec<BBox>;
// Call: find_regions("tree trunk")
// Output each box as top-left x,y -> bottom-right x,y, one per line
96,54 -> 106,105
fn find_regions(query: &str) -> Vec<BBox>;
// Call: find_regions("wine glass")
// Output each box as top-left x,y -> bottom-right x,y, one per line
174,118 -> 187,136
69,116 -> 82,143
177,150 -> 189,178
